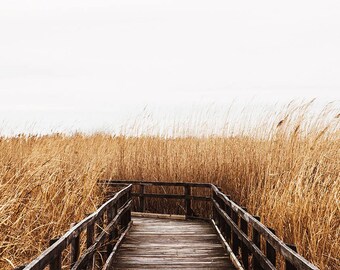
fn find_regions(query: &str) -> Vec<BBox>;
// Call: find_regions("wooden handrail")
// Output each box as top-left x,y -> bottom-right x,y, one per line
71,200 -> 132,270
22,184 -> 133,270
210,184 -> 319,270
18,180 -> 319,270
101,179 -> 212,187
102,180 -> 319,270
101,180 -> 212,218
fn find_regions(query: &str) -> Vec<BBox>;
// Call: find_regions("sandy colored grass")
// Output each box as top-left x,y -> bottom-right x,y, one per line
0,103 -> 339,269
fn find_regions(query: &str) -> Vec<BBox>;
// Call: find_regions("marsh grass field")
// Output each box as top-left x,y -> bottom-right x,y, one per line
0,102 -> 339,269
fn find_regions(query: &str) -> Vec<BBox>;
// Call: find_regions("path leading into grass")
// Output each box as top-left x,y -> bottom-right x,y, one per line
111,216 -> 236,269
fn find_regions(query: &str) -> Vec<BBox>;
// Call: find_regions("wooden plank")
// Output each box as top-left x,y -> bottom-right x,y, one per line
131,193 -> 211,201
116,252 -> 228,257
101,180 -> 212,188
132,212 -> 186,220
112,217 -> 236,269
114,263 -> 234,269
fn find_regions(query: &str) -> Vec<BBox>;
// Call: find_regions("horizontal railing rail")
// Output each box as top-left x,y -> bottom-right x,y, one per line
211,185 -> 319,270
101,180 -> 212,218
18,184 -> 133,270
103,180 -> 319,270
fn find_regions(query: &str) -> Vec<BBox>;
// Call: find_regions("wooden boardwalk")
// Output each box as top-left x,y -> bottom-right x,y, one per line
112,217 -> 236,269
18,181 -> 319,270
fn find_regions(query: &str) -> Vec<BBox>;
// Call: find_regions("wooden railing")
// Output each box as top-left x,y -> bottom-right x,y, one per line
103,180 -> 319,270
211,185 -> 319,270
17,181 -> 319,270
18,184 -> 132,270
102,180 -> 212,218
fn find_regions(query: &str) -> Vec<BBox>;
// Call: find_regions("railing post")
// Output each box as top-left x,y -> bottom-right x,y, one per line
96,211 -> 104,236
231,210 -> 239,255
266,228 -> 277,267
252,216 -> 262,270
139,184 -> 145,212
70,223 -> 80,268
212,190 -> 217,221
185,185 -> 193,218
285,244 -> 298,270
127,188 -> 132,223
220,201 -> 227,238
217,198 -> 222,229
216,187 -> 222,228
86,222 -> 94,247
96,212 -> 105,267
113,204 -> 118,236
240,208 -> 249,270
123,193 -> 128,229
107,206 -> 114,255
122,209 -> 128,229
86,222 -> 95,270
225,195 -> 232,244
49,238 -> 61,270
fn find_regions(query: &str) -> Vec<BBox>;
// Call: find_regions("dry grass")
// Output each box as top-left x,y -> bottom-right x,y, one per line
0,102 -> 339,269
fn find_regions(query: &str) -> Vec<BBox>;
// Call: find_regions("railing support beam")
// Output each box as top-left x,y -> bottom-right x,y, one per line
49,238 -> 61,270
185,185 -> 193,218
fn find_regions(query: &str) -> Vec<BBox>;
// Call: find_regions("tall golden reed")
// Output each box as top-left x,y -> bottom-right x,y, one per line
0,102 -> 339,269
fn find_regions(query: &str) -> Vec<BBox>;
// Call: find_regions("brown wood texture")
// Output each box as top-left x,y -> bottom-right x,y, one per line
20,181 -> 319,270
101,180 -> 212,188
210,185 -> 319,270
103,221 -> 133,270
103,180 -> 319,270
111,217 -> 236,269
22,185 -> 132,270
72,200 -> 132,270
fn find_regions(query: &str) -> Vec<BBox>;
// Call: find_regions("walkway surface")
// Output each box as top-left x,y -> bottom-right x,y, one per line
112,216 -> 236,269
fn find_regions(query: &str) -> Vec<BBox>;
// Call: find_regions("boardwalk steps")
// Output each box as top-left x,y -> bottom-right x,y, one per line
112,216 -> 236,269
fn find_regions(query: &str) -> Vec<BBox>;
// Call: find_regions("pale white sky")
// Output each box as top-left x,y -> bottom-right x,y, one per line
0,1 -> 339,135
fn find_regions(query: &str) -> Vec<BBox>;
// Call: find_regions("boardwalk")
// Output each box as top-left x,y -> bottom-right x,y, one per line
112,216 -> 236,269
18,181 -> 319,270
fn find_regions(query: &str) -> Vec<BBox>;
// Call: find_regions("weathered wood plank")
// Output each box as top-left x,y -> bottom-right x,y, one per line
131,192 -> 211,201
101,180 -> 212,188
132,212 -> 186,220
111,217 -> 236,269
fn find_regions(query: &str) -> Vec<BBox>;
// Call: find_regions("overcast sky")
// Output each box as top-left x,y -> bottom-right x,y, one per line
0,1 -> 339,135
